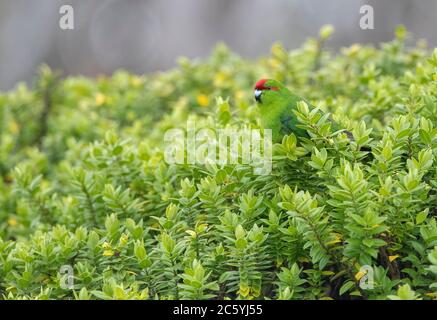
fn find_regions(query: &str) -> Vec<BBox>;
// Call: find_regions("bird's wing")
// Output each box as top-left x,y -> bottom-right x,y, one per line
279,108 -> 353,140
279,112 -> 309,138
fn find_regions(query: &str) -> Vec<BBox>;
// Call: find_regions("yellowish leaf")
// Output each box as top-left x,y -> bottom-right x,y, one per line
9,121 -> 19,134
119,234 -> 129,247
185,230 -> 197,238
326,238 -> 341,246
95,92 -> 106,106
103,249 -> 114,257
355,270 -> 367,281
213,72 -> 228,87
102,242 -> 112,250
196,94 -> 209,107
7,218 -> 18,227
130,77 -> 143,88
238,284 -> 250,298
235,90 -> 245,100
389,255 -> 399,262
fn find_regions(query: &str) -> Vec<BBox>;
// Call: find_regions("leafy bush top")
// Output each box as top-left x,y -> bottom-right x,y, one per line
0,26 -> 436,300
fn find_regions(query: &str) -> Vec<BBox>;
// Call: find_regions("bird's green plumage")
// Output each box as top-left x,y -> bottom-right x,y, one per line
256,79 -> 310,142
255,79 -> 353,143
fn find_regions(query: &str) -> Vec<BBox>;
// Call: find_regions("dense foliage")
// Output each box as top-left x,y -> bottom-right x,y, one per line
0,26 -> 436,300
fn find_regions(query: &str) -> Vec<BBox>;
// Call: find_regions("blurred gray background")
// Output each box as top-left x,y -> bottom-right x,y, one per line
0,0 -> 436,91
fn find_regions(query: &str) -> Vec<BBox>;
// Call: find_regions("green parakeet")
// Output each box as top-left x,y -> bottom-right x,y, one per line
254,78 -> 351,143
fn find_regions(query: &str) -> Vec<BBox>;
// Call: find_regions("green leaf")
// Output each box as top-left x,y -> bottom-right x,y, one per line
339,281 -> 355,296
416,209 -> 429,225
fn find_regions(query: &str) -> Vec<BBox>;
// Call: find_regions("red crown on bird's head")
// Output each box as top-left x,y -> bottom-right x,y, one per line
254,79 -> 268,90
254,79 -> 278,91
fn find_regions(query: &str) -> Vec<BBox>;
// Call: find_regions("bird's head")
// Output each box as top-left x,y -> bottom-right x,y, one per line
254,79 -> 288,104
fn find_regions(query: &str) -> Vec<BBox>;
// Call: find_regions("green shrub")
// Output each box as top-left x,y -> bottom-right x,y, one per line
0,26 -> 436,300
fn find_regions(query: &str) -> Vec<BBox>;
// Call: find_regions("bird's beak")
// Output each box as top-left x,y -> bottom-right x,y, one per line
254,89 -> 262,102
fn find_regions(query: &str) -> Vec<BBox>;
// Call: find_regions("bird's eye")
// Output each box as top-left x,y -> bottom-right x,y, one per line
265,86 -> 279,91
